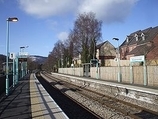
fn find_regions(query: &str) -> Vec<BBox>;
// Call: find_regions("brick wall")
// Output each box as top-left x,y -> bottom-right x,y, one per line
147,34 -> 158,60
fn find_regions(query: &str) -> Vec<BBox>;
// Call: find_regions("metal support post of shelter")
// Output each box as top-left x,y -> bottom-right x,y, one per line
15,57 -> 19,85
13,58 -> 15,87
10,52 -> 16,87
24,62 -> 27,75
21,62 -> 24,77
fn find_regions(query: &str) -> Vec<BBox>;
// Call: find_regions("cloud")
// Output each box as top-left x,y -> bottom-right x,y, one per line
57,32 -> 68,41
18,0 -> 138,23
78,0 -> 138,23
18,0 -> 78,18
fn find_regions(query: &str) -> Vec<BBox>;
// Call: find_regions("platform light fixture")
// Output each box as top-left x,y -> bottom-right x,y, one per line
7,17 -> 18,22
6,17 -> 18,95
20,46 -> 29,53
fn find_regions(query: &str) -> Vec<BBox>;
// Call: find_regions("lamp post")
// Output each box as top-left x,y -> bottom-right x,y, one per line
113,38 -> 121,82
6,17 -> 18,95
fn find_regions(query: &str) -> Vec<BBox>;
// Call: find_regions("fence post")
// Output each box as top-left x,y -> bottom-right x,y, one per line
143,60 -> 147,85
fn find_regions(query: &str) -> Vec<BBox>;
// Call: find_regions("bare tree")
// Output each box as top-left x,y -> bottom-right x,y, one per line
71,12 -> 102,63
43,12 -> 102,71
43,40 -> 65,72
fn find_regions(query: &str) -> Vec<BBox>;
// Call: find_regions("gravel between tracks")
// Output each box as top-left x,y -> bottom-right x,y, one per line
54,82 -> 132,119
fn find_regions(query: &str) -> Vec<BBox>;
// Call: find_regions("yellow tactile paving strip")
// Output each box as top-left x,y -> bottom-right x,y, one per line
29,73 -> 69,119
30,74 -> 44,119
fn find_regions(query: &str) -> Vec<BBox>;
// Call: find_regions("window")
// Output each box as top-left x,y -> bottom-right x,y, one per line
126,36 -> 129,42
141,33 -> 145,41
135,34 -> 138,41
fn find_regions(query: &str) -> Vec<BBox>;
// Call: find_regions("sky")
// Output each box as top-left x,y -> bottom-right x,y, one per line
0,0 -> 158,57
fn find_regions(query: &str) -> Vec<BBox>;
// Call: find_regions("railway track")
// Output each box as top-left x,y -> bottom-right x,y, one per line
41,71 -> 158,119
36,72 -> 103,119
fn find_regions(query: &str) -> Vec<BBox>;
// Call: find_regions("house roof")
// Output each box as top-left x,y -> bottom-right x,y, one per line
121,26 -> 158,47
96,41 -> 107,48
121,26 -> 158,57
96,40 -> 114,49
127,43 -> 154,56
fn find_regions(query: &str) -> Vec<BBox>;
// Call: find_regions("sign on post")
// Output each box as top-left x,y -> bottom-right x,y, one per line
130,55 -> 144,62
18,58 -> 27,62
129,55 -> 147,86
19,52 -> 28,56
10,53 -> 15,59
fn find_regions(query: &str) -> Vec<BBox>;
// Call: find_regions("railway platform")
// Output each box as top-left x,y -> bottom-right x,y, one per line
53,73 -> 158,95
51,73 -> 158,112
0,73 -> 68,119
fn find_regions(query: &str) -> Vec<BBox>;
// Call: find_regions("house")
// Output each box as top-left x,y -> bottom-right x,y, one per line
120,26 -> 158,61
96,41 -> 116,66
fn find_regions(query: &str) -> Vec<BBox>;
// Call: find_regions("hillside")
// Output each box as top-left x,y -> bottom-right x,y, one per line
28,55 -> 47,64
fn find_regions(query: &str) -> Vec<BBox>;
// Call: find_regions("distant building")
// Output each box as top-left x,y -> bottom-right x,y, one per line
72,41 -> 116,67
120,26 -> 158,60
96,41 -> 116,66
